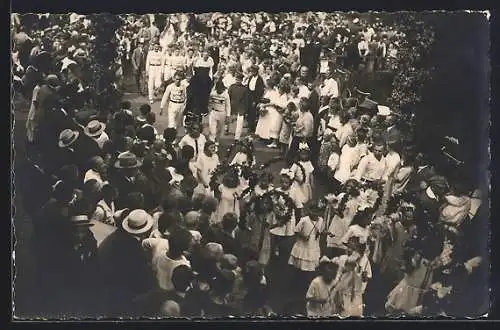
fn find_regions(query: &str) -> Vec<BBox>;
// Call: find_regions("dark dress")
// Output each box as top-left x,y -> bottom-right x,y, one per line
191,66 -> 213,116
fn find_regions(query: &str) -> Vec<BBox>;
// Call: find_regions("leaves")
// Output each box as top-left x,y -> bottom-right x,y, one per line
387,13 -> 436,113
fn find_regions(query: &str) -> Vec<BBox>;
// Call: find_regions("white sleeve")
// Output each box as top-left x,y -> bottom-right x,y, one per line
160,84 -> 171,109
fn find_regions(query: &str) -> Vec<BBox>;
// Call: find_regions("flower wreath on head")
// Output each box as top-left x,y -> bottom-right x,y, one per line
209,162 -> 250,193
225,137 -> 255,166
240,189 -> 295,230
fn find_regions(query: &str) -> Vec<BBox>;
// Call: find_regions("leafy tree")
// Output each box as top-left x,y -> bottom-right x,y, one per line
387,13 -> 436,115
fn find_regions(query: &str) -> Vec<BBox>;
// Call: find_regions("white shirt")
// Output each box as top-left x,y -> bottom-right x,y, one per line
196,152 -> 220,186
320,78 -> 339,98
248,76 -> 258,91
178,134 -> 207,160
358,41 -> 369,56
327,153 -> 340,172
354,152 -> 387,182
223,73 -> 236,89
93,131 -> 110,149
160,82 -> 187,109
334,144 -> 360,184
298,85 -> 310,99
382,151 -> 401,181
152,253 -> 191,291
208,89 -> 231,116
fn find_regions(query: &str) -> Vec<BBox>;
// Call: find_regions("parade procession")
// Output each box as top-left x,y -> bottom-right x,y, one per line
11,12 -> 489,318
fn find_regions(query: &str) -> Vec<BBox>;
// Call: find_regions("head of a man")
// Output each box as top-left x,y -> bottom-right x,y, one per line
300,66 -> 309,81
372,142 -> 385,160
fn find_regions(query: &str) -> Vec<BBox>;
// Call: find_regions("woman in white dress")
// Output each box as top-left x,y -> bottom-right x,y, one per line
255,79 -> 277,141
267,82 -> 289,148
334,136 -> 362,185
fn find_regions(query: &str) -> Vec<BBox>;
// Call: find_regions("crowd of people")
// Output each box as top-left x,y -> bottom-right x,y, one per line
12,12 -> 487,318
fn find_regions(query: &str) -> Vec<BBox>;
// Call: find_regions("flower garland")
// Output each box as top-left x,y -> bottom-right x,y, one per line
208,163 -> 250,192
240,190 -> 295,228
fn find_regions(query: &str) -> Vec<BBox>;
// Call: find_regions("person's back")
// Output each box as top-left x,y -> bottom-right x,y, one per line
98,229 -> 156,314
228,82 -> 249,115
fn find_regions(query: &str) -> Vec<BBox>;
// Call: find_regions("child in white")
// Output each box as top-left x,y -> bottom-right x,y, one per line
290,143 -> 315,203
289,204 -> 324,272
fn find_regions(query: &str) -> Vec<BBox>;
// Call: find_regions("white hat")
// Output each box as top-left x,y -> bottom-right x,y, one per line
352,18 -> 360,24
167,167 -> 184,184
122,209 -> 154,235
377,105 -> 392,116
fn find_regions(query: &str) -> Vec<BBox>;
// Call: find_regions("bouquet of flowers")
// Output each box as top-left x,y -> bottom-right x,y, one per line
282,108 -> 299,126
358,187 -> 382,212
262,190 -> 295,226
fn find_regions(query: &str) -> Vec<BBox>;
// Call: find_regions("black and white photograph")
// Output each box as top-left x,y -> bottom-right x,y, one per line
11,11 -> 490,319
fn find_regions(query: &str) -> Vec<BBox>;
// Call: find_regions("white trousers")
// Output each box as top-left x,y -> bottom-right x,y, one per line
164,67 -> 173,82
148,66 -> 163,101
208,110 -> 226,142
167,102 -> 185,129
234,114 -> 245,141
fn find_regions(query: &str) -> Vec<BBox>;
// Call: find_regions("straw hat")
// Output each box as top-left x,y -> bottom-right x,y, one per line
121,209 -> 154,235
58,129 -> 79,148
114,151 -> 143,169
84,120 -> 106,137
46,74 -> 61,89
69,215 -> 94,227
377,105 -> 392,116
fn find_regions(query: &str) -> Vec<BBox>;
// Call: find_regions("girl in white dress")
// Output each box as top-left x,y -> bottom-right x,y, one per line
290,143 -> 315,203
196,141 -> 220,196
306,257 -> 339,317
255,80 -> 278,141
330,248 -> 365,317
214,170 -> 244,225
289,201 -> 325,305
289,201 -> 324,272
326,180 -> 362,257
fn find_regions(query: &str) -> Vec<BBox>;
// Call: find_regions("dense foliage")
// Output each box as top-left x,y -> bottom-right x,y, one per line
387,13 -> 436,114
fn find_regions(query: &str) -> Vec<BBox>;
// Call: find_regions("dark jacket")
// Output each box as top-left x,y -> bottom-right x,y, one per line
109,170 -> 154,210
299,42 -> 321,73
247,75 -> 265,105
131,46 -> 146,72
406,165 -> 437,195
211,227 -> 242,258
98,229 -> 157,315
228,82 -> 250,116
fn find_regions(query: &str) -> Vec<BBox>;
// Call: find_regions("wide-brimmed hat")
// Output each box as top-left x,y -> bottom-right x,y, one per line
46,74 -> 61,89
122,209 -> 154,235
69,215 -> 94,227
114,151 -> 142,169
166,167 -> 184,184
203,242 -> 224,260
58,129 -> 79,148
84,120 -> 106,137
377,105 -> 392,116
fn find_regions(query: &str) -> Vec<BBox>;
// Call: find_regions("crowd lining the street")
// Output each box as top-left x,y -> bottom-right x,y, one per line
12,12 -> 486,318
